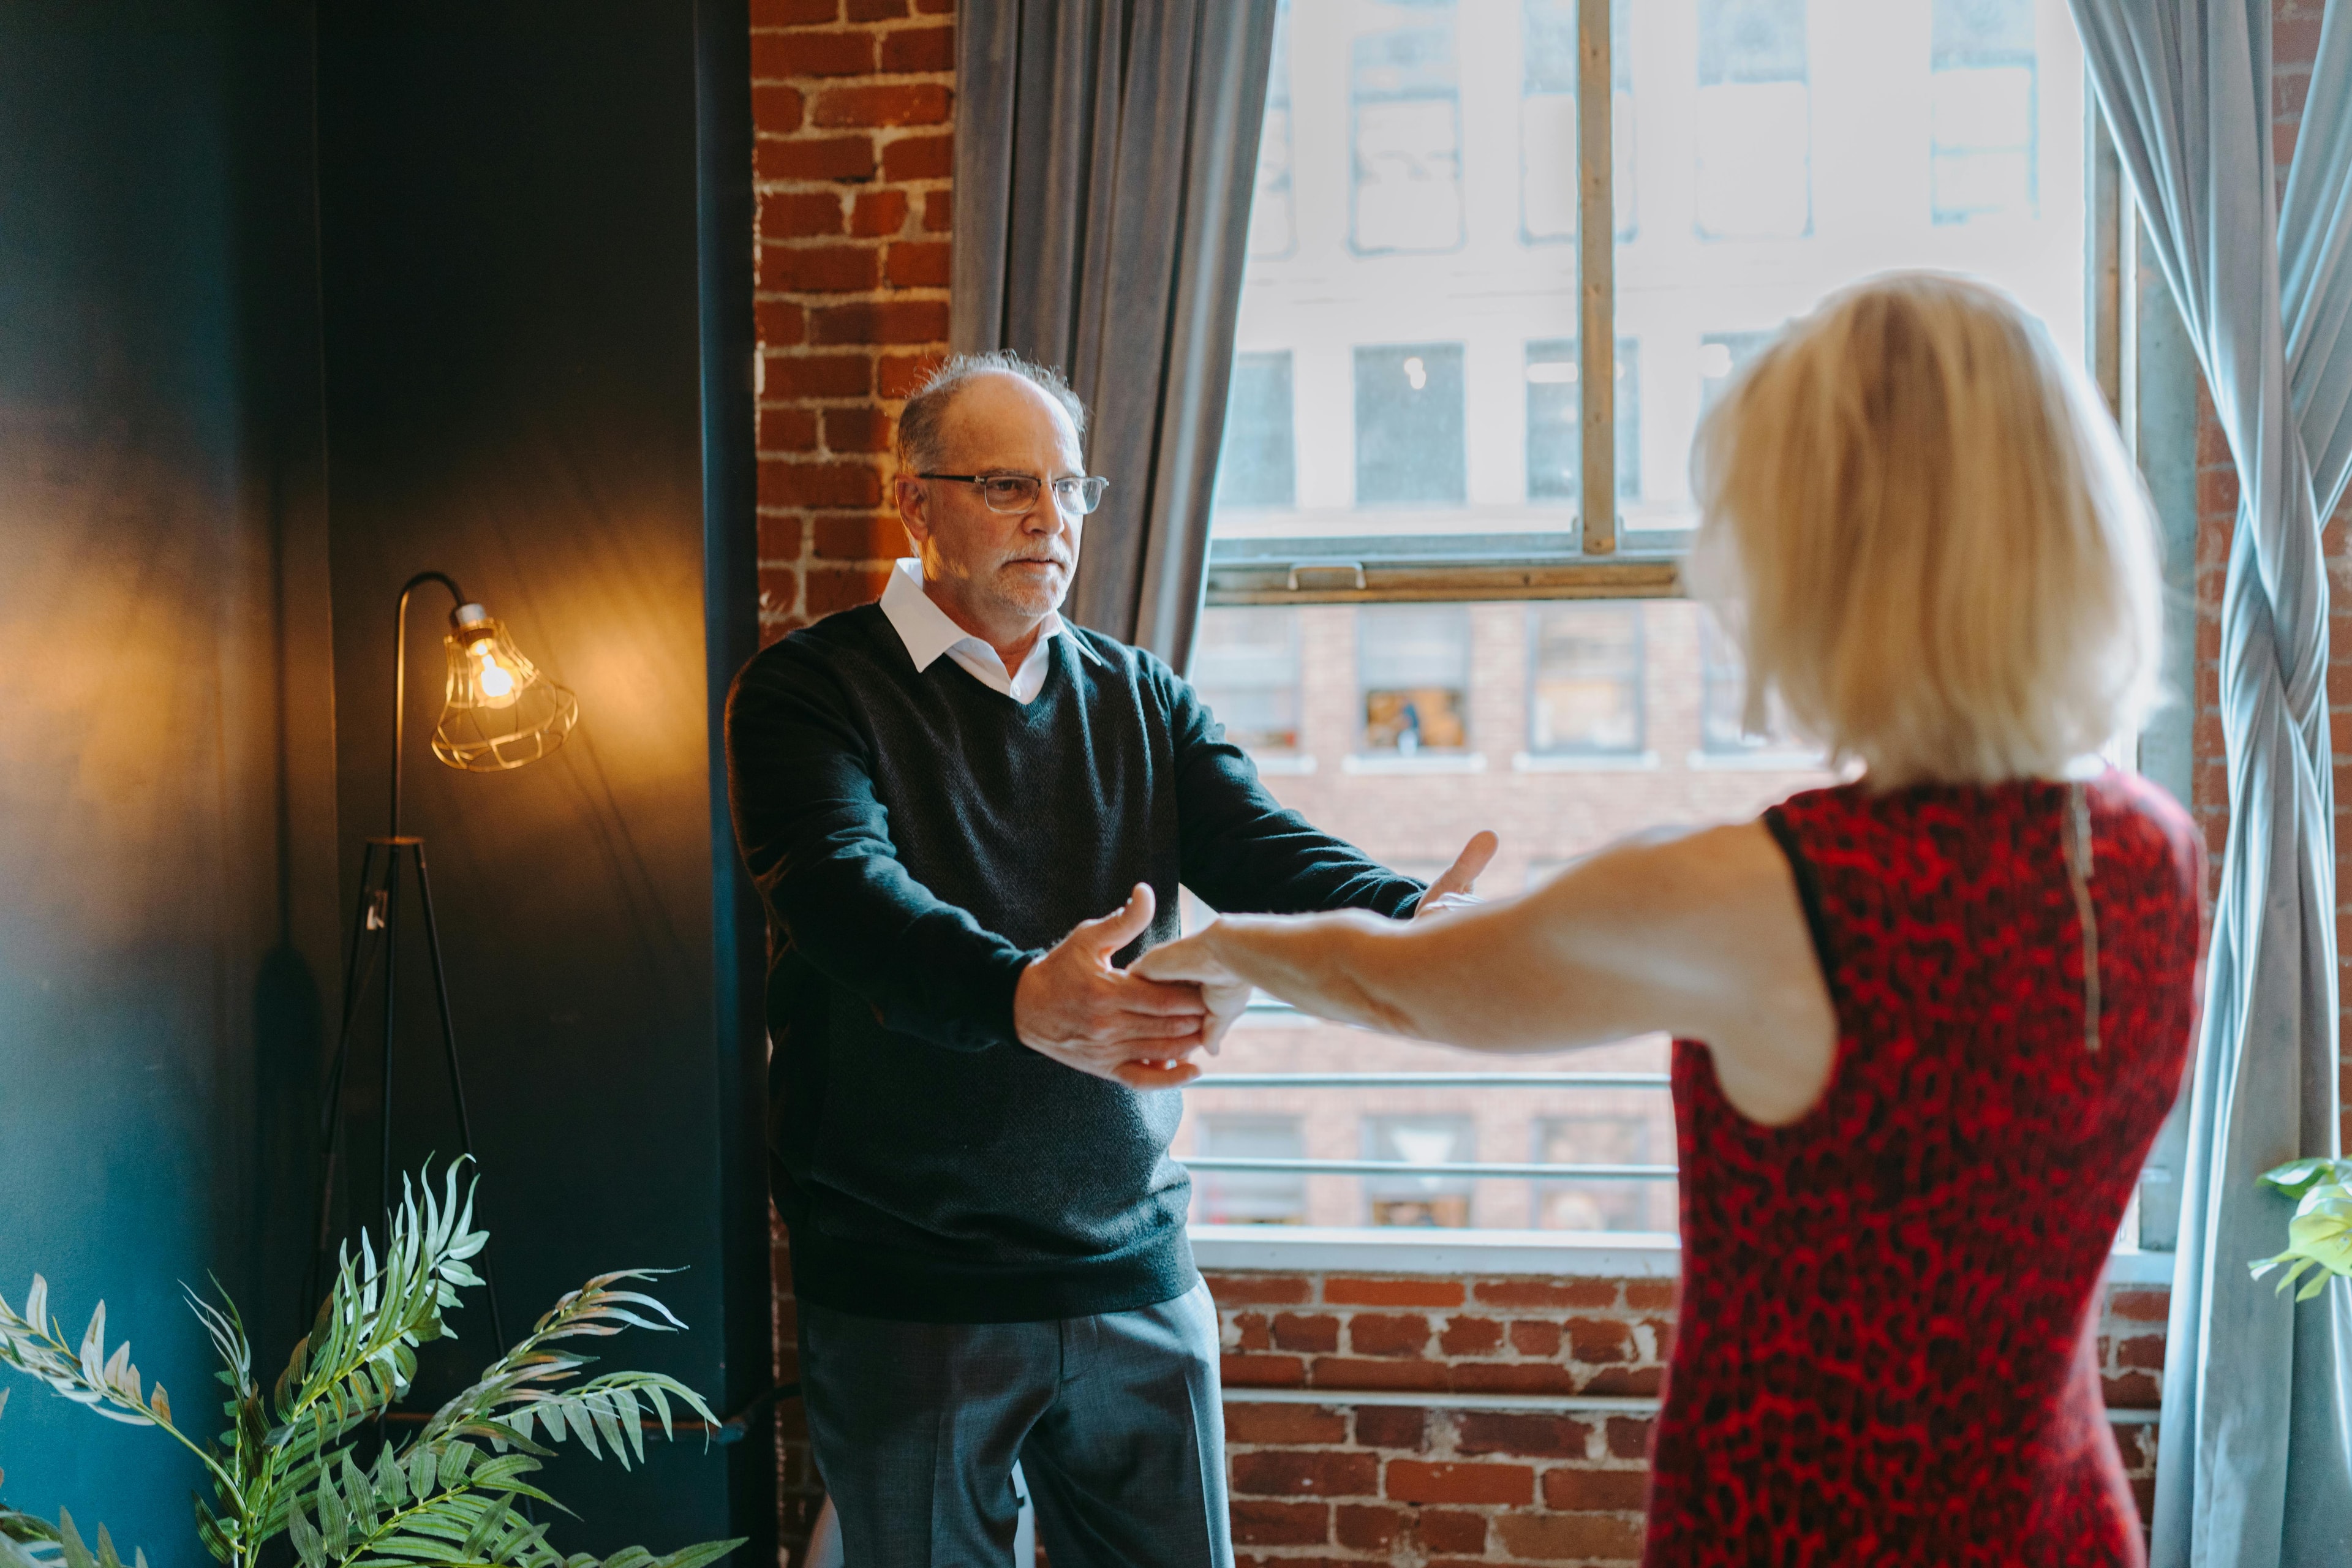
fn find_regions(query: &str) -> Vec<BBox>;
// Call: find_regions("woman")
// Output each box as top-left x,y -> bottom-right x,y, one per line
1139,274 -> 2202,1566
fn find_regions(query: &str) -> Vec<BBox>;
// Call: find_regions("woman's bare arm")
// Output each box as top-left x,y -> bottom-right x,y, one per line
1134,820 -> 1839,1126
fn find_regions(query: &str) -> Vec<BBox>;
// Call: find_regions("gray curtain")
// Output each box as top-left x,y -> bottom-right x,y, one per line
950,0 -> 1278,669
2066,3 -> 2352,1563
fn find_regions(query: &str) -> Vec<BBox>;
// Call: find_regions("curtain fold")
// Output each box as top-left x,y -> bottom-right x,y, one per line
950,0 -> 1278,669
2065,3 -> 2352,1563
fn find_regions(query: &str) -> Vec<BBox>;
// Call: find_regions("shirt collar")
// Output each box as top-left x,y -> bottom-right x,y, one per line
878,557 -> 1103,673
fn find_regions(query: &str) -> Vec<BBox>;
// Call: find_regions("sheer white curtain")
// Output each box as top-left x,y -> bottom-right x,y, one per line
2064,2 -> 2352,1562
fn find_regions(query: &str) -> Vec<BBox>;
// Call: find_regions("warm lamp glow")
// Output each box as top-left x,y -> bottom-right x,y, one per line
432,602 -> 578,771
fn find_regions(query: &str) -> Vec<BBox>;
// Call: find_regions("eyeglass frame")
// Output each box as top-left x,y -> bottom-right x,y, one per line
916,471 -> 1111,517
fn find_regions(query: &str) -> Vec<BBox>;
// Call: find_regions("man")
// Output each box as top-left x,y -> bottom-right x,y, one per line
725,350 -> 1492,1568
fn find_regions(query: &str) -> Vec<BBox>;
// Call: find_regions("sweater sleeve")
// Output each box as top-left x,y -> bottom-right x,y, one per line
1161,661 -> 1428,920
725,644 -> 1038,1053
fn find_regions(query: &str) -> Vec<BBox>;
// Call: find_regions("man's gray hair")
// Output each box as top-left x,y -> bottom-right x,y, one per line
896,351 -> 1088,475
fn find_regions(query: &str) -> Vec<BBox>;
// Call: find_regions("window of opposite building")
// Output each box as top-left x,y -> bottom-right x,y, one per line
1193,606 -> 1304,754
1355,343 -> 1467,507
1218,351 -> 1298,510
1521,0 -> 1635,245
1359,603 -> 1471,754
1931,0 -> 2040,223
1250,0 -> 1299,260
1194,1115 -> 1308,1225
1351,6 -> 1464,255
1364,1114 -> 1477,1227
1526,338 -> 1642,504
1695,0 -> 1812,242
1528,603 -> 1644,756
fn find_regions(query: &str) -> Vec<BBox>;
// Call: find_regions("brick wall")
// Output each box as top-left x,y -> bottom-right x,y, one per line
1210,1270 -> 2166,1565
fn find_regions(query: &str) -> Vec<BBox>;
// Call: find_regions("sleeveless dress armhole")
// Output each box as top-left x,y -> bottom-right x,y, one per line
1761,804 -> 1838,1006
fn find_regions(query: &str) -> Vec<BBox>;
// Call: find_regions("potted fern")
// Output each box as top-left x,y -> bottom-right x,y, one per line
0,1164 -> 743,1568
2252,1156 -> 2352,1299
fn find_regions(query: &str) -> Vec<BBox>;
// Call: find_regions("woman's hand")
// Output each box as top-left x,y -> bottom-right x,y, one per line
1131,929 -> 1256,1058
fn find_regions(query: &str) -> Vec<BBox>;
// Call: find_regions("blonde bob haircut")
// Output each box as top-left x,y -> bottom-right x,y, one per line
1689,271 -> 2163,788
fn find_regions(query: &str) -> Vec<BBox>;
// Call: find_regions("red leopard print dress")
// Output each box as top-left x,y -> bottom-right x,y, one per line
1644,771 -> 2202,1567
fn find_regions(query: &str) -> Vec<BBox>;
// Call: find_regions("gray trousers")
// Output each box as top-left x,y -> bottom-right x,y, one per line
797,1280 -> 1234,1568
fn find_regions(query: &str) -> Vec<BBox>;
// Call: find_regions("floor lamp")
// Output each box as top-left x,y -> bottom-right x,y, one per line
304,570 -> 579,1338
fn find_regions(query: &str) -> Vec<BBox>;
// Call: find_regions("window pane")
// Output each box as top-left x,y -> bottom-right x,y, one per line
1534,1110 -> 1670,1231
1193,606 -> 1303,753
1351,13 -> 1464,254
1355,344 -> 1466,505
1699,611 -> 1809,754
1529,603 -> 1643,755
1218,352 -> 1298,510
1365,1114 -> 1476,1227
1526,337 -> 1641,503
1695,0 -> 1811,240
1931,0 -> 2038,222
1520,0 -> 1637,244
1360,603 -> 1469,753
1697,329 -> 1776,415
1250,1 -> 1298,257
1195,1115 -> 1306,1225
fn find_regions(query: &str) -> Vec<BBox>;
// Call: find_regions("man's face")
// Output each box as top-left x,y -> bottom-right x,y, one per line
899,373 -> 1087,637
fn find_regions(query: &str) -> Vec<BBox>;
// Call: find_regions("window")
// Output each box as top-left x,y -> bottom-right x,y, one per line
1932,0 -> 2038,223
1533,1112 -> 1669,1231
1526,338 -> 1642,504
1250,1 -> 1298,258
1359,605 -> 1470,753
1351,8 -> 1464,254
1528,603 -> 1643,755
1695,0 -> 1812,241
1364,1114 -> 1475,1227
1698,330 -> 1776,416
1194,1115 -> 1307,1225
1699,611 -> 1804,756
1355,344 -> 1466,506
1193,606 -> 1304,753
1521,0 -> 1636,244
1218,352 -> 1298,510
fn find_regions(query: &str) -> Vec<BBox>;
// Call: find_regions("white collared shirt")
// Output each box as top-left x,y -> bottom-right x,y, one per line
878,557 -> 1066,705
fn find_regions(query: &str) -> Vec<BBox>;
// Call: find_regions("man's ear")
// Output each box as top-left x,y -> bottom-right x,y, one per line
895,472 -> 932,548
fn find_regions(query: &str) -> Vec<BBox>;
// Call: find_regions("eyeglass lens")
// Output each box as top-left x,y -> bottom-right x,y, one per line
979,475 -> 1108,516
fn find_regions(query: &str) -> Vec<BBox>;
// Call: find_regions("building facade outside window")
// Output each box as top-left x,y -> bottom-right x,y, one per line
1192,606 -> 1305,755
1217,351 -> 1298,510
1931,0 -> 2040,224
1533,1111 -> 1668,1232
1527,603 -> 1645,756
1251,0 -> 1299,258
1194,1115 -> 1308,1225
1526,337 -> 1642,505
1520,0 -> 1635,244
1355,343 -> 1467,505
1351,7 -> 1465,254
1364,1114 -> 1478,1227
1695,0 -> 1812,241
1359,603 -> 1472,754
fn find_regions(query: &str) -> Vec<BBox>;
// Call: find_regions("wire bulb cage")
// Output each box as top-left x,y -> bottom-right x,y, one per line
431,603 -> 579,772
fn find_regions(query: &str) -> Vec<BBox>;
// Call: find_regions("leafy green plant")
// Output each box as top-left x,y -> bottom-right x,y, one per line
2251,1156 -> 2352,1301
0,1164 -> 742,1568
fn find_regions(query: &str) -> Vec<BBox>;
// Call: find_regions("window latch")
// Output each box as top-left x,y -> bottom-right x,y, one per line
1286,562 -> 1368,593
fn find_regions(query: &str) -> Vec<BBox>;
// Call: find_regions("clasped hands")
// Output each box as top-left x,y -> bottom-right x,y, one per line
1012,831 -> 1499,1090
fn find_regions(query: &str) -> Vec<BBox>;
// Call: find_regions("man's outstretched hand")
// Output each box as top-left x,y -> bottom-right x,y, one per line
1016,884 -> 1210,1090
1414,830 -> 1499,919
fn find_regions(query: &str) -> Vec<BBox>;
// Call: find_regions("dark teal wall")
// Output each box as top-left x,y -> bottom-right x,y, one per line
0,1 -> 341,1555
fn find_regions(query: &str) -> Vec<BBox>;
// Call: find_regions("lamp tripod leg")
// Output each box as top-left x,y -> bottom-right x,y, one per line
306,842 -> 393,1319
410,843 -> 511,1350
379,848 -> 403,1245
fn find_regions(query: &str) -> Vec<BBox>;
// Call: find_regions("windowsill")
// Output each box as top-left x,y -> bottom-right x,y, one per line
1683,747 -> 1829,772
1188,1223 -> 2178,1286
1341,752 -> 1489,775
1512,749 -> 1660,773
1247,753 -> 1319,775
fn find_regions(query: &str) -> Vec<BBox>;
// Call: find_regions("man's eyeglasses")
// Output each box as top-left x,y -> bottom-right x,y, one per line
918,472 -> 1110,517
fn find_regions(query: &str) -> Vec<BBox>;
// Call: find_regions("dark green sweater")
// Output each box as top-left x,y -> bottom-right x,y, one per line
724,606 -> 1423,1322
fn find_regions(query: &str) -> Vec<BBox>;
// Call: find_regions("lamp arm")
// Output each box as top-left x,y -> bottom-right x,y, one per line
391,571 -> 470,840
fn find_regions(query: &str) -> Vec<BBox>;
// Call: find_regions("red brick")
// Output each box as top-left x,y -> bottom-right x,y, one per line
1419,1510 -> 1488,1554
1348,1314 -> 1431,1358
913,0 -> 951,12
1543,1466 -> 1651,1510
1225,1402 -> 1348,1446
1232,1450 -> 1379,1499
1473,1277 -> 1619,1311
1496,1512 -> 1646,1562
768,243 -> 883,294
881,22 -> 956,72
1272,1313 -> 1340,1353
1305,1357 -> 1449,1392
1231,1312 -> 1272,1352
2105,1371 -> 2162,1407
1510,1319 -> 1564,1357
823,405 -> 892,453
1446,1361 -> 1580,1395
761,460 -> 883,510
1455,1411 -> 1592,1458
756,516 -> 805,560
846,0 -> 907,15
763,352 -> 873,399
880,352 -> 948,398
1567,1317 -> 1637,1363
1624,1278 -> 1676,1310
813,299 -> 952,344
1223,1353 -> 1308,1387
1231,1499 -> 1329,1547
761,191 -> 846,239
2117,1333 -> 2166,1372
886,241 -> 952,288
2277,16 -> 2326,67
1334,1504 -> 1404,1553
802,564 -> 891,615
1327,1277 -> 1466,1308
923,190 -> 953,230
756,135 -> 877,182
753,85 -> 805,134
751,30 -> 875,78
1605,1416 -> 1654,1460
1207,1273 -> 1313,1305
883,132 -> 954,181
759,407 -> 820,452
814,513 -> 905,561
814,83 -> 954,129
1385,1460 -> 1533,1507
851,189 -> 910,236
1352,1404 -> 1425,1450
1438,1315 -> 1504,1356
750,0 -> 837,24
756,298 -> 808,347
